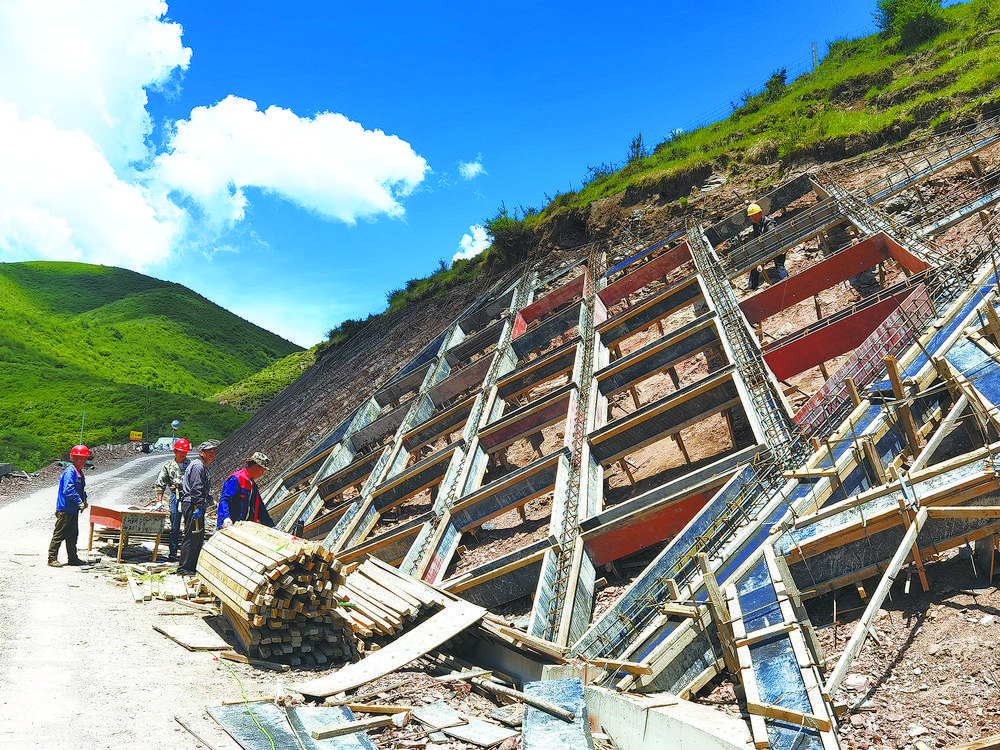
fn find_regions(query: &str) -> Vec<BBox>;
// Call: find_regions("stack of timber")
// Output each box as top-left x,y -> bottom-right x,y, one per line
197,522 -> 358,667
336,556 -> 455,640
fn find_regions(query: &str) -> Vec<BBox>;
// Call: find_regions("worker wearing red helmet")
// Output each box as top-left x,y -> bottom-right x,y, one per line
154,437 -> 192,561
47,445 -> 90,567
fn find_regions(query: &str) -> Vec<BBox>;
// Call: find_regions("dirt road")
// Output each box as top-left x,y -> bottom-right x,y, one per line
0,454 -> 261,749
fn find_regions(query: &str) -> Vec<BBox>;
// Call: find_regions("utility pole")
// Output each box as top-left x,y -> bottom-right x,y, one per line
79,408 -> 86,444
812,42 -> 818,71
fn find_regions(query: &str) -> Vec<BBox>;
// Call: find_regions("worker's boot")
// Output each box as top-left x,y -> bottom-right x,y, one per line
47,559 -> 63,567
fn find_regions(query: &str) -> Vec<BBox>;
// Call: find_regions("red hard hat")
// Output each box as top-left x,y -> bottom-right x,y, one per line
70,445 -> 90,459
173,438 -> 191,453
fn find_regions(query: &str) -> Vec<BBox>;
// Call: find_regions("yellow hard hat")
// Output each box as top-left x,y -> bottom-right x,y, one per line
747,203 -> 762,216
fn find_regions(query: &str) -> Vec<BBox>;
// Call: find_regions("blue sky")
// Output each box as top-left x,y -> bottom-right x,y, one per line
0,0 -> 883,347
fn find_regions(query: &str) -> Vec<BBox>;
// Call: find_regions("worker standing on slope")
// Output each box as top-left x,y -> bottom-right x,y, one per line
176,440 -> 217,576
153,437 -> 191,562
217,452 -> 274,529
746,203 -> 787,291
47,445 -> 90,567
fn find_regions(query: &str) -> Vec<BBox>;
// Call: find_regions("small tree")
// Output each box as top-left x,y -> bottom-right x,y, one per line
874,0 -> 946,47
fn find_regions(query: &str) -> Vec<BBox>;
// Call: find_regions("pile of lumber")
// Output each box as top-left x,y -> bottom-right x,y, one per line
197,522 -> 358,667
336,556 -> 453,639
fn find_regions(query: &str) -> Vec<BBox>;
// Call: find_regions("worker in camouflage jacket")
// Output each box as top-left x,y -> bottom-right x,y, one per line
217,451 -> 274,529
153,437 -> 191,561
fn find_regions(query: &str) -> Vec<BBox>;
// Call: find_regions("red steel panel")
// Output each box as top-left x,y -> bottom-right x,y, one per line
519,274 -> 585,326
740,236 -> 890,324
585,492 -> 710,566
882,233 -> 932,274
598,242 -> 692,307
511,312 -> 528,340
478,394 -> 571,450
763,295 -> 904,380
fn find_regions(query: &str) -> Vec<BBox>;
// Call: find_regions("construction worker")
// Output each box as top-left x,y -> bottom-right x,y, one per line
153,437 -> 191,561
746,203 -> 787,291
47,445 -> 90,567
176,439 -> 218,576
217,451 -> 274,529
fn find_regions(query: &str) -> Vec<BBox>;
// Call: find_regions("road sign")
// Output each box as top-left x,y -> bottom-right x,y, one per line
129,431 -> 143,442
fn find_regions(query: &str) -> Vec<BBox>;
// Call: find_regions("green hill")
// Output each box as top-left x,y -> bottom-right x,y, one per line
0,261 -> 302,469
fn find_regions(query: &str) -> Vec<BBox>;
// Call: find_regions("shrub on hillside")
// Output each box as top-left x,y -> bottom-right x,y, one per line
0,429 -> 54,472
875,0 -> 946,48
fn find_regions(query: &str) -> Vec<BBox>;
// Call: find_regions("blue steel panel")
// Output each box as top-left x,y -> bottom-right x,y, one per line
738,559 -> 783,632
903,285 -> 994,380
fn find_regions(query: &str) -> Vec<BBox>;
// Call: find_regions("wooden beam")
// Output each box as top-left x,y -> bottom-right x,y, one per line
311,715 -> 395,739
697,553 -> 738,675
926,505 -> 1000,519
941,734 -> 1000,750
885,355 -> 922,456
825,507 -> 928,695
659,602 -> 699,618
584,657 -> 653,675
746,701 -> 832,733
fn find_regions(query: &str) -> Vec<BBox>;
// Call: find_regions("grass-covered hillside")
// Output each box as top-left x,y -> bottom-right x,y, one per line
210,345 -> 319,412
0,261 -> 302,469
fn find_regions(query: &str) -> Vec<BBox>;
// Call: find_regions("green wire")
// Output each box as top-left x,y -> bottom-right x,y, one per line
218,657 -> 277,750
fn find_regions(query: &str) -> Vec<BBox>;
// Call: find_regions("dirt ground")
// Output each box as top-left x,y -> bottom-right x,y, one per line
0,450 -> 292,750
0,450 -> 523,750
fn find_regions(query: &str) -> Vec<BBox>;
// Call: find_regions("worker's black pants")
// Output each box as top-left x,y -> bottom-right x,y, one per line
178,502 -> 204,573
48,511 -> 80,563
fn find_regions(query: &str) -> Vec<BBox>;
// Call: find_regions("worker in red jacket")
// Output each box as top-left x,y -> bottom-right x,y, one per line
217,451 -> 274,529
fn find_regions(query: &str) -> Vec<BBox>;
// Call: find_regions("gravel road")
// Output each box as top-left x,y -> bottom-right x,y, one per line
0,453 -> 269,749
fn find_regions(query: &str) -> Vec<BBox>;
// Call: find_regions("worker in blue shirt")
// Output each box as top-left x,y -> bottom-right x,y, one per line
218,452 -> 274,529
48,445 -> 90,567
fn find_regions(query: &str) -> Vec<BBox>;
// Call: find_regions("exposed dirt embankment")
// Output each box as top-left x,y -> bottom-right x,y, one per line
211,277 -> 502,483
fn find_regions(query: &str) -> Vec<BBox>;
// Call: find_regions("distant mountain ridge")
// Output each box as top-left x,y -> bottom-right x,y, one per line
0,261 -> 302,466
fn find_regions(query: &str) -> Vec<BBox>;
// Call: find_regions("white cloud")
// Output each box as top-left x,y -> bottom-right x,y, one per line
153,96 -> 430,230
0,0 -> 190,270
453,225 -> 491,263
0,1 -> 429,276
0,0 -> 190,172
0,101 -> 181,267
458,155 -> 485,180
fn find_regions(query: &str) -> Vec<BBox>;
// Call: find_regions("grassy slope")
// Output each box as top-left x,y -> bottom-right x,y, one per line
0,261 -> 303,466
543,1 -> 1000,215
209,345 -> 319,412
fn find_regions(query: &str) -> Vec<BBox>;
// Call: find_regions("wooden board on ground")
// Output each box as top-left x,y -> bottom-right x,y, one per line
153,618 -> 230,651
411,701 -> 469,730
295,600 -> 487,698
443,716 -> 518,747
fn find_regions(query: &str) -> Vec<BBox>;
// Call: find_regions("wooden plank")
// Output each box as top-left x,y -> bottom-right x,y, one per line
311,715 -> 395,739
825,508 -> 928,694
941,734 -> 1000,750
152,621 -> 230,651
746,701 -> 832,733
582,657 -> 653,675
926,505 -> 1000,519
295,600 -> 487,698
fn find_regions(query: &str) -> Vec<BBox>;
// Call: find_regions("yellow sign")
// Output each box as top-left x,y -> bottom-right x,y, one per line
129,431 -> 143,442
